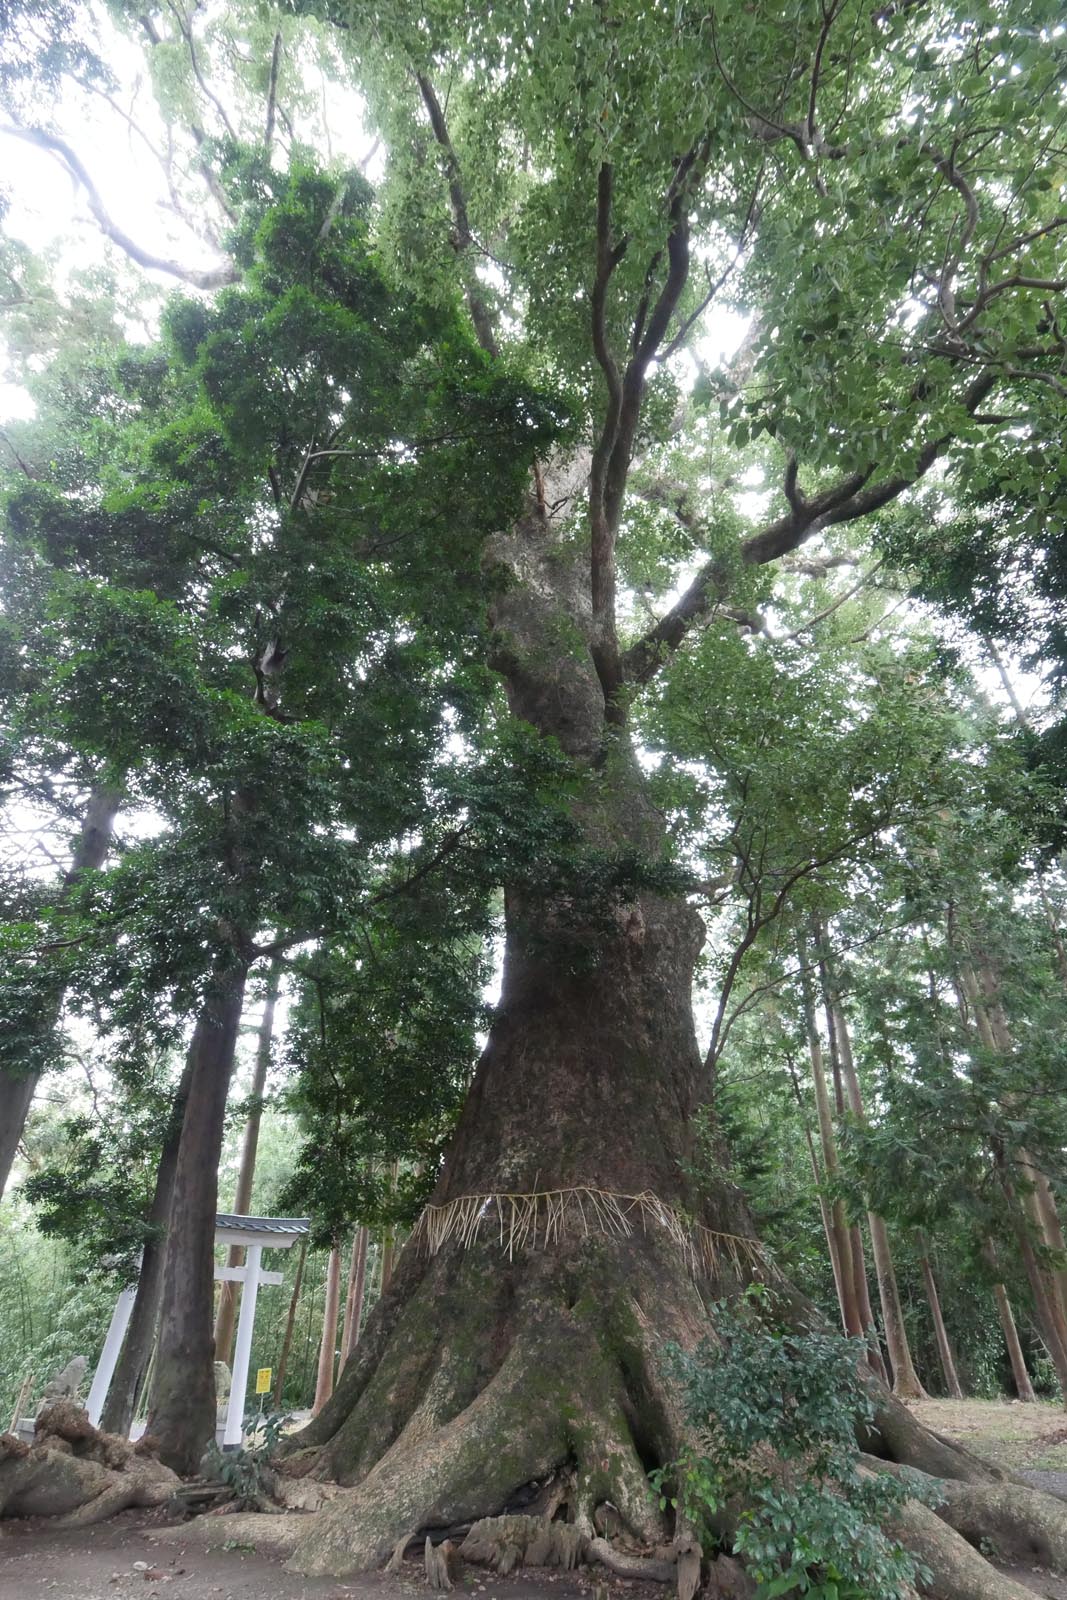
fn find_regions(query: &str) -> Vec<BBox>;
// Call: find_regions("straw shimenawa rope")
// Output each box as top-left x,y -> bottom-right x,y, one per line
409,1185 -> 771,1279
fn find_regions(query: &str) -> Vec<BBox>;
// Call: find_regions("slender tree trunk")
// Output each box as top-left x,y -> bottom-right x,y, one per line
993,1282 -> 1038,1403
816,921 -> 926,1399
850,1223 -> 890,1385
0,781 -> 122,1199
99,1050 -> 197,1436
313,1245 -> 343,1414
983,1240 -> 1036,1403
340,1226 -> 369,1370
995,1151 -> 1067,1404
917,1233 -> 964,1399
213,962 -> 281,1367
146,961 -> 248,1472
961,956 -> 1067,1368
786,1054 -> 849,1329
379,1162 -> 400,1296
274,1232 -> 308,1409
797,931 -> 864,1340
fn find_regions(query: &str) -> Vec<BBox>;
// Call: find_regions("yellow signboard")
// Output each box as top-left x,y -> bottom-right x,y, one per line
255,1367 -> 272,1395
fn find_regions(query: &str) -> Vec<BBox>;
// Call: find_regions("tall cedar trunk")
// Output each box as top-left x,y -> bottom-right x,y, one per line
850,1224 -> 890,1386
274,1232 -> 308,1408
797,933 -> 864,1341
996,1152 -> 1067,1403
146,962 -> 247,1472
816,923 -> 923,1397
99,1048 -> 197,1436
975,956 -> 1067,1330
213,964 -> 281,1366
787,1054 -> 850,1331
960,958 -> 1067,1391
982,1238 -> 1037,1402
917,1234 -> 964,1399
340,1226 -> 369,1370
0,781 -> 122,1199
313,1246 -> 343,1414
817,987 -> 884,1379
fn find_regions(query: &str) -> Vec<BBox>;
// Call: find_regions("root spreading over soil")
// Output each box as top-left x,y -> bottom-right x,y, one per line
0,1402 -> 178,1526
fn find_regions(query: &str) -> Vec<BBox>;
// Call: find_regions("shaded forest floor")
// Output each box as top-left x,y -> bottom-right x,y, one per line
6,1402 -> 1067,1600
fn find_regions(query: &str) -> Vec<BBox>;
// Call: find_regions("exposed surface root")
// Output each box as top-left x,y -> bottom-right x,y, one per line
148,1512 -> 306,1553
462,1514 -> 588,1573
891,1495 -> 1040,1600
866,1455 -> 1067,1572
286,1326 -> 573,1575
0,1404 -> 178,1526
586,1534 -> 675,1582
873,1395 -> 1008,1484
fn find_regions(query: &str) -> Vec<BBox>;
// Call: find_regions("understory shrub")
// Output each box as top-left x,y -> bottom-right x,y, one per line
655,1290 -> 937,1600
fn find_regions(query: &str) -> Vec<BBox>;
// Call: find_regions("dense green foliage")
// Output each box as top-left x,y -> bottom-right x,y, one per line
661,1295 -> 933,1598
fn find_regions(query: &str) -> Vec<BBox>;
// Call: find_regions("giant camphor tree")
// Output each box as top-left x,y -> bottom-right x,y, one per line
4,0 -> 1067,1593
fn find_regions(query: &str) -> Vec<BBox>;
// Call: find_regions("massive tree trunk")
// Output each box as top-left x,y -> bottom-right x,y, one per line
213,963 -> 280,1367
267,491 -> 1067,1596
146,961 -> 247,1473
99,1049 -> 197,1436
0,781 -> 122,1200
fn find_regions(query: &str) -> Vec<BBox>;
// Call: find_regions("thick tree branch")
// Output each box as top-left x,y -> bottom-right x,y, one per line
0,124 -> 236,289
415,72 -> 499,358
589,151 -> 700,708
264,30 -> 282,153
588,162 -> 628,675
622,368 -> 997,683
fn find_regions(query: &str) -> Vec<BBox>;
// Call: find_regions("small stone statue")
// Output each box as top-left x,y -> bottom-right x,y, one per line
213,1361 -> 232,1410
35,1354 -> 87,1414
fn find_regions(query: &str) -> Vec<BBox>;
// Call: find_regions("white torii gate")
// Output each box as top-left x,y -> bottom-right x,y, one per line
86,1214 -> 309,1448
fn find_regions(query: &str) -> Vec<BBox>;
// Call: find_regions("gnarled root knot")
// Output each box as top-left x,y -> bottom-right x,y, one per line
0,1403 -> 178,1526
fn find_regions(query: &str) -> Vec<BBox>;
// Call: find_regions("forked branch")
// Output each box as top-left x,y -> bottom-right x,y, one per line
0,124 -> 237,290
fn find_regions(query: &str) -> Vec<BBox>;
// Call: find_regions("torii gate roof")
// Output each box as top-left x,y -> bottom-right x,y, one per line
214,1214 -> 310,1249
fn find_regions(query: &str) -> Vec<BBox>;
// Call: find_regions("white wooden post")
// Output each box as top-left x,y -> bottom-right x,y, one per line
224,1242 -> 262,1447
86,1281 -> 138,1428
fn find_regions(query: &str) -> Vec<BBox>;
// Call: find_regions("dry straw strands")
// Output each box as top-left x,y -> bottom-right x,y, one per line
409,1185 -> 770,1280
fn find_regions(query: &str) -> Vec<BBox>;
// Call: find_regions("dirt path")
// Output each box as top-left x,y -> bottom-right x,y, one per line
0,1512 -> 650,1600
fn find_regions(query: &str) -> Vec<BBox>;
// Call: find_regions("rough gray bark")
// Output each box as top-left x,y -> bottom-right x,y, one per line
340,1226 -> 369,1370
146,962 -> 248,1473
213,963 -> 281,1366
313,1245 -> 343,1415
816,923 -> 927,1399
0,781 -> 122,1200
98,1050 -> 197,1436
917,1234 -> 964,1399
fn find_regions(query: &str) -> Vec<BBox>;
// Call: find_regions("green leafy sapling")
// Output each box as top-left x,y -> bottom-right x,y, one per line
655,1290 -> 937,1599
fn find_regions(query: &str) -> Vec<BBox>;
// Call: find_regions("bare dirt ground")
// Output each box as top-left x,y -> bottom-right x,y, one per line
6,1400 -> 1067,1600
0,1510 -> 656,1600
912,1397 -> 1067,1481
